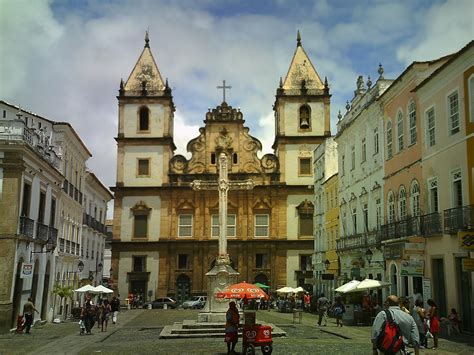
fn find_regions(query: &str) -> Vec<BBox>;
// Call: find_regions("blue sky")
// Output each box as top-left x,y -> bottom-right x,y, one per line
0,0 -> 472,215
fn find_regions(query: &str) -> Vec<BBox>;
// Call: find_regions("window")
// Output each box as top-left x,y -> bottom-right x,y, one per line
426,108 -> 436,147
351,146 -> 355,170
386,121 -> 393,159
352,208 -> 357,234
21,183 -> 31,217
50,198 -> 56,227
452,170 -> 462,207
137,159 -> 150,176
233,153 -> 238,164
178,254 -> 189,269
363,204 -> 368,232
299,158 -> 312,175
133,256 -> 146,272
388,192 -> 395,223
254,214 -> 269,237
178,214 -> 193,237
139,106 -> 149,131
397,111 -> 404,151
299,105 -> 311,129
132,201 -> 150,239
300,255 -> 312,271
398,187 -> 407,220
211,153 -> 216,165
411,182 -> 420,216
448,92 -> 460,135
38,191 -> 46,224
297,200 -> 314,236
428,179 -> 439,213
408,101 -> 417,145
361,138 -> 366,162
341,155 -> 345,176
342,211 -> 347,236
374,128 -> 379,154
376,198 -> 381,227
211,214 -> 236,237
255,254 -> 268,269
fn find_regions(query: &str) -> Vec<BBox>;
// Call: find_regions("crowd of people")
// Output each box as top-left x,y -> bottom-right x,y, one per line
79,293 -> 121,335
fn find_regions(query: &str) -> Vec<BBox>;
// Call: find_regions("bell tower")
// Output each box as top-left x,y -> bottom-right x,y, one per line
116,32 -> 175,188
273,31 -> 331,184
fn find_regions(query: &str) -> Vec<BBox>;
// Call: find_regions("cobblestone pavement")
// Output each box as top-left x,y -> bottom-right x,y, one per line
0,309 -> 472,355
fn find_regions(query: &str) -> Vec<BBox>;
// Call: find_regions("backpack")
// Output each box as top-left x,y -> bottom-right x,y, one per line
376,310 -> 404,354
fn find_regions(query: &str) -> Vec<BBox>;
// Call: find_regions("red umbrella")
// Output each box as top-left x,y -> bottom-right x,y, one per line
215,281 -> 268,300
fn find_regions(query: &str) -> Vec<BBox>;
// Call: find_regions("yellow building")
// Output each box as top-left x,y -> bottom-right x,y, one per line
323,172 -> 339,297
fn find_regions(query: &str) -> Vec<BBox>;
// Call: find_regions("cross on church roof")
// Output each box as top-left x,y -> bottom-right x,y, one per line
216,80 -> 231,103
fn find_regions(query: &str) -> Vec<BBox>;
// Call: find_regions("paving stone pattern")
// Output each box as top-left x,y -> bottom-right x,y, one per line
0,309 -> 472,354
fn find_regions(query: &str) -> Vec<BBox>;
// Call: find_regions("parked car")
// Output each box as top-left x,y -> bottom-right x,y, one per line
143,297 -> 177,309
182,296 -> 207,309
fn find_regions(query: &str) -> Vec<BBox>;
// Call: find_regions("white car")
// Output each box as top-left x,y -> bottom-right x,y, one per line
182,296 -> 207,309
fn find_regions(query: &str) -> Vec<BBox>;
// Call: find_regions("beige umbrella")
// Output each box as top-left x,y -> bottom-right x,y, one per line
347,279 -> 390,293
334,280 -> 361,294
276,286 -> 295,294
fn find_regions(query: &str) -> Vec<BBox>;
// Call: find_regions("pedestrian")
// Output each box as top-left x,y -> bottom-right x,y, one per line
332,296 -> 345,327
412,299 -> 427,348
80,293 -> 96,334
224,301 -> 240,354
110,295 -> 120,324
371,295 -> 420,355
427,299 -> 439,350
101,299 -> 111,331
447,308 -> 460,335
317,293 -> 329,326
304,292 -> 311,312
22,297 -> 39,334
399,297 -> 411,314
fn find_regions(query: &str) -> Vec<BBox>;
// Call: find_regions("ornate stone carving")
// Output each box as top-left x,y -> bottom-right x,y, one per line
170,155 -> 188,174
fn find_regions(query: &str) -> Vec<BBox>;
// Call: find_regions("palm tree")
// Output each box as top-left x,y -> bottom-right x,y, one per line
52,284 -> 75,319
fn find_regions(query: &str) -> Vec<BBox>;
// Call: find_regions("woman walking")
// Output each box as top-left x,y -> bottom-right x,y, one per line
102,299 -> 111,331
224,301 -> 240,354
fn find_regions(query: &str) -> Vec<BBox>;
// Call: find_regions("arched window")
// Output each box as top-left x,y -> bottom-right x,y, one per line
397,111 -> 404,151
398,186 -> 406,220
388,191 -> 395,223
411,181 -> 420,216
386,121 -> 393,159
299,105 -> 311,129
139,106 -> 149,131
408,101 -> 417,145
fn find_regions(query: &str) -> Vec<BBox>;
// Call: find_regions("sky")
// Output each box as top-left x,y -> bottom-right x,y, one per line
0,0 -> 472,217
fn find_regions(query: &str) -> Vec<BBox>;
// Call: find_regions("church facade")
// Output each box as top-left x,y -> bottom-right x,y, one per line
111,33 -> 331,302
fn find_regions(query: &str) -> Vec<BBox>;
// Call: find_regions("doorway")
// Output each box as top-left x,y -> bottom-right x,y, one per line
31,258 -> 40,302
176,274 -> 191,304
11,259 -> 24,327
432,258 -> 447,316
456,257 -> 472,332
41,261 -> 51,320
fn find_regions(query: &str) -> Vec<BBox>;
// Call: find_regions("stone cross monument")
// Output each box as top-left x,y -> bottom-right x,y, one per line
191,152 -> 254,322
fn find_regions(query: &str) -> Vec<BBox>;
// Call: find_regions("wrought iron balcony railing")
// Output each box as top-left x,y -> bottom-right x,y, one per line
444,205 -> 474,234
36,222 -> 49,243
19,216 -> 34,238
420,212 -> 442,237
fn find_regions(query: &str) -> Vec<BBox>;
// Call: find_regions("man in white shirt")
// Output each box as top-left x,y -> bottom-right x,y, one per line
371,295 -> 420,355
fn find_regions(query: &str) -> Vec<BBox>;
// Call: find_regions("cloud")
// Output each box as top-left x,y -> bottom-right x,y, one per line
396,0 -> 473,64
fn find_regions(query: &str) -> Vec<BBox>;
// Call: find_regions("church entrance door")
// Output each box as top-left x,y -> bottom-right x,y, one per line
176,274 -> 191,304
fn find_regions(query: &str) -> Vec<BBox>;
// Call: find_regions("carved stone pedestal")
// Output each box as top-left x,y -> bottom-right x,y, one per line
198,255 -> 239,323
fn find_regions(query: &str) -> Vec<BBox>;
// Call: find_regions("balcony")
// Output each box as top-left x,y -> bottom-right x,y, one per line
19,216 -> 34,238
36,222 -> 49,243
444,205 -> 474,234
68,182 -> 74,198
336,231 -> 380,252
420,212 -> 442,237
59,238 -> 65,252
62,179 -> 69,193
380,216 -> 421,242
47,227 -> 58,249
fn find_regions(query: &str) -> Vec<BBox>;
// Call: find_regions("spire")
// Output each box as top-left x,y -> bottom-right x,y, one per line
281,31 -> 324,91
144,30 -> 150,48
119,78 -> 125,96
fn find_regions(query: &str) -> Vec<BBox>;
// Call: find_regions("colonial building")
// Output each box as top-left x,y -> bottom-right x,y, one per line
378,56 -> 449,299
335,70 -> 392,288
313,137 -> 338,298
111,32 -> 330,302
415,41 -> 473,332
0,101 -> 62,331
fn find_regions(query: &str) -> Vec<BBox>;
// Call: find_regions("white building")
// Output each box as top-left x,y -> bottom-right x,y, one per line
335,69 -> 392,287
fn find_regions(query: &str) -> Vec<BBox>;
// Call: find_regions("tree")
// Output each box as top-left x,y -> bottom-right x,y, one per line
52,284 -> 75,319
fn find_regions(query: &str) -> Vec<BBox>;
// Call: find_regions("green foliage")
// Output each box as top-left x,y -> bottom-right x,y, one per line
52,284 -> 75,301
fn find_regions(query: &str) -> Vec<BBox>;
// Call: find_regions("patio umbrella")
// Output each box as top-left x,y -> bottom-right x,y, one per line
293,286 -> 305,293
93,285 -> 114,294
254,282 -> 270,289
347,278 -> 391,293
75,284 -> 97,293
334,280 -> 361,294
276,286 -> 295,294
215,282 -> 268,299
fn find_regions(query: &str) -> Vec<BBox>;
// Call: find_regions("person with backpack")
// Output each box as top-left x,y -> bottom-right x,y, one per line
317,293 -> 330,326
371,295 -> 420,355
